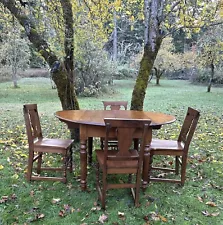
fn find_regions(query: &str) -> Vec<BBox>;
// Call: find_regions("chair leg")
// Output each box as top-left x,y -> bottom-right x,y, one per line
180,155 -> 187,186
27,150 -> 34,181
134,171 -> 141,207
62,154 -> 67,183
68,146 -> 73,173
101,171 -> 107,209
147,154 -> 153,184
175,156 -> 180,175
36,152 -> 43,174
96,163 -> 102,203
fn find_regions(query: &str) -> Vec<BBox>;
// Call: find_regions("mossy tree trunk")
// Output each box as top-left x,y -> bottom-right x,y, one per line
2,0 -> 80,140
1,0 -> 79,111
130,0 -> 163,111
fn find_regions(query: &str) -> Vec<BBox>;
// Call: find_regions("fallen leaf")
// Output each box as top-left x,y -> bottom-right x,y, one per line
11,174 -> 19,179
150,212 -> 160,221
99,214 -> 108,223
202,210 -> 210,216
11,194 -> 17,200
202,210 -> 219,217
197,196 -> 203,203
52,198 -> 61,204
143,215 -> 149,221
91,206 -> 101,211
59,210 -> 66,217
159,215 -> 168,222
118,211 -> 125,217
206,201 -> 217,207
30,191 -> 34,197
0,196 -> 8,203
37,213 -> 45,219
211,212 -> 220,217
0,165 -> 4,170
64,204 -> 71,211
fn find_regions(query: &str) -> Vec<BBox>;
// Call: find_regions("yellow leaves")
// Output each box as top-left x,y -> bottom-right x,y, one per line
149,212 -> 168,222
0,140 -> 7,144
219,0 -> 223,17
0,165 -> 4,170
11,174 -> 19,179
143,212 -> 168,223
114,0 -> 121,11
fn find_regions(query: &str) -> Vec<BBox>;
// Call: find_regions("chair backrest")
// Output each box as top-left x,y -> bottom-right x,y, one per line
103,118 -> 151,163
178,107 -> 200,151
102,101 -> 128,110
23,104 -> 43,148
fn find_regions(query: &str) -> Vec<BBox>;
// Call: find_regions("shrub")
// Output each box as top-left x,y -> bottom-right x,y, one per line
191,69 -> 223,85
113,64 -> 137,80
0,66 -> 12,82
74,42 -> 115,96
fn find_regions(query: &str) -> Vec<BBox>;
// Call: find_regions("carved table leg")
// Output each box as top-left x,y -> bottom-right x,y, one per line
80,139 -> 87,191
142,144 -> 150,191
88,137 -> 93,165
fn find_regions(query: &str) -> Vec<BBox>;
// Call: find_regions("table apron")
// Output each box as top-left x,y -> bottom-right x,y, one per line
80,124 -> 152,141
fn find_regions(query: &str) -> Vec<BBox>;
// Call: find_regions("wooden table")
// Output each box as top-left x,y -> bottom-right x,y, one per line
55,110 -> 176,190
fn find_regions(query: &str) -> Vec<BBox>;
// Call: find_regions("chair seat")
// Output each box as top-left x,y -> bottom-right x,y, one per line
96,149 -> 139,169
150,139 -> 184,151
34,138 -> 73,149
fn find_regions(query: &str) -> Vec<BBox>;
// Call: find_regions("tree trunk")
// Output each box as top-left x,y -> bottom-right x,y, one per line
1,0 -> 79,111
144,0 -> 149,45
1,0 -> 80,141
113,10 -> 117,61
130,0 -> 162,111
207,62 -> 214,93
12,65 -> 18,88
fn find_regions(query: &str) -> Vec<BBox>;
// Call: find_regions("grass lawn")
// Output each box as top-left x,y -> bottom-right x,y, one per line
0,78 -> 222,224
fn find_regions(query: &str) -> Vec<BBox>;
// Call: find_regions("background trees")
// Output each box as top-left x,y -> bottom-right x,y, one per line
130,0 -> 221,110
0,0 -> 222,111
196,25 -> 223,92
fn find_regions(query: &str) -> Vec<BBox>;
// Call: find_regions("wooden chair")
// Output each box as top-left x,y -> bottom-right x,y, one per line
102,101 -> 128,110
148,107 -> 200,186
96,118 -> 151,209
23,104 -> 73,183
100,101 -> 128,150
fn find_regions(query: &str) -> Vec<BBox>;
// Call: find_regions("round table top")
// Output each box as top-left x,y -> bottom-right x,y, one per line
55,110 -> 176,127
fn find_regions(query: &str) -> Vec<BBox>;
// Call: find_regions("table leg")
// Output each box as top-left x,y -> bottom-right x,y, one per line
142,129 -> 152,191
88,137 -> 93,164
80,138 -> 87,191
142,144 -> 150,191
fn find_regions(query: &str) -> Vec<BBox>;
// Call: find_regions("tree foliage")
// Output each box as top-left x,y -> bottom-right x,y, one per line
130,0 -> 221,110
196,25 -> 223,92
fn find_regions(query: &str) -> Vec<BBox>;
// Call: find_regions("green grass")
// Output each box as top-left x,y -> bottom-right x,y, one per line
0,78 -> 222,224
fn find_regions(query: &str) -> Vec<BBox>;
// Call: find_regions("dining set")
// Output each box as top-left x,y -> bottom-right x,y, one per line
23,101 -> 200,209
